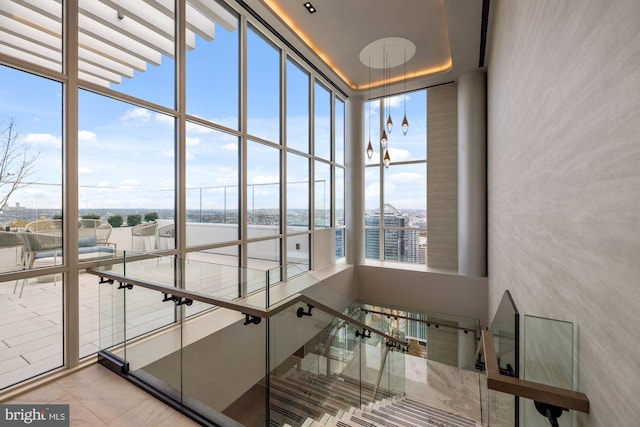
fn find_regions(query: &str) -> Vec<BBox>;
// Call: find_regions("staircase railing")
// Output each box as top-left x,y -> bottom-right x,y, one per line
87,252 -> 408,427
480,291 -> 590,427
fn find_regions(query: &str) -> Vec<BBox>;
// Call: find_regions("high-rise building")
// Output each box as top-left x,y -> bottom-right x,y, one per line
366,204 -> 423,263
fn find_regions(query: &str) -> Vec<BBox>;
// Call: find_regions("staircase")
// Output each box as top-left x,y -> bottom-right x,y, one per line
270,369 -> 476,427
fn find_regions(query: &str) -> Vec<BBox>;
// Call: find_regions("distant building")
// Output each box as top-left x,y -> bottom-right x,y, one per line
365,204 -> 423,264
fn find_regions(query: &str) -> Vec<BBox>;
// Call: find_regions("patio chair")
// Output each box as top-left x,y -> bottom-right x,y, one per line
79,219 -> 114,247
157,223 -> 175,250
131,222 -> 158,252
15,231 -> 63,297
1,231 -> 27,295
25,219 -> 63,235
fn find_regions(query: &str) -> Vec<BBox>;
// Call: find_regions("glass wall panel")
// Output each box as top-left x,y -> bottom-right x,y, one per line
186,123 -> 239,246
364,100 -> 380,166
385,90 -> 427,162
247,141 -> 280,238
286,234 -> 309,271
0,67 -> 63,274
0,275 -> 63,389
193,246 -> 239,267
247,26 -> 280,143
314,161 -> 331,228
0,1 -> 62,73
364,166 -> 380,260
286,153 -> 309,231
186,0 -> 239,130
286,59 -> 310,153
313,81 -> 331,160
78,0 -> 175,108
383,163 -> 426,227
334,98 -> 345,165
247,239 -> 280,271
335,166 -> 345,258
335,167 -> 345,227
78,91 -> 175,252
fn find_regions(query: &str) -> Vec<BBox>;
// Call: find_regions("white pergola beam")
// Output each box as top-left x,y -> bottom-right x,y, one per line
1,0 -> 234,86
79,33 -> 148,72
79,47 -> 134,78
78,1 -> 174,57
79,14 -> 163,65
79,71 -> 112,88
0,42 -> 59,72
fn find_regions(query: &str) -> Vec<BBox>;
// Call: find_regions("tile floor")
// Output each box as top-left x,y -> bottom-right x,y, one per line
3,363 -> 200,426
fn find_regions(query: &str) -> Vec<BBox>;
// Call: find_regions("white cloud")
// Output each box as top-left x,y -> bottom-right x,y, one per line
222,143 -> 237,151
79,166 -> 92,174
388,171 -> 424,184
21,133 -> 61,147
120,108 -> 152,122
154,113 -> 173,125
78,130 -> 97,142
186,136 -> 200,146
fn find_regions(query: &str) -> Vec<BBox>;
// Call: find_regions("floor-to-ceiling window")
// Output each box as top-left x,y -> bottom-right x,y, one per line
365,89 -> 427,264
0,0 -> 345,390
0,67 -> 64,388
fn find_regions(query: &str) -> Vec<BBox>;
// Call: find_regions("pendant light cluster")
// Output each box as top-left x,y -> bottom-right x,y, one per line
365,44 -> 411,169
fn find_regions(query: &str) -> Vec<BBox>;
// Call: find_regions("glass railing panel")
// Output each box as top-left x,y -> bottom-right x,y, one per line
185,306 -> 266,427
523,315 -> 574,427
485,290 -> 520,425
479,371 -> 516,427
268,302 -> 338,426
98,271 -> 126,356
491,290 -> 519,377
122,294 -> 183,401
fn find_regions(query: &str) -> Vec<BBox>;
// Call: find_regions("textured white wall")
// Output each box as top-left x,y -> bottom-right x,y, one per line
487,1 -> 640,425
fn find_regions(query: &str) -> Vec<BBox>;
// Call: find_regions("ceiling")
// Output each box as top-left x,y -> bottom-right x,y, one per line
257,0 -> 486,95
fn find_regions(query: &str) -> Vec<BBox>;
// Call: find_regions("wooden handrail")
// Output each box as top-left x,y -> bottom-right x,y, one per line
482,329 -> 589,413
86,265 -> 409,348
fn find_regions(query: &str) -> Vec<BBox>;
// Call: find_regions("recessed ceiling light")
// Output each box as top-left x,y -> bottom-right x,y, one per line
303,2 -> 316,14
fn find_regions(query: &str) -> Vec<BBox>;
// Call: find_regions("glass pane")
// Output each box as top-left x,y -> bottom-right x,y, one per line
524,315 -> 574,427
78,0 -> 175,108
186,123 -> 239,246
78,91 -> 175,252
334,98 -> 345,165
365,227 -> 380,260
364,100 -> 380,166
335,228 -> 345,259
385,89 -> 426,162
0,275 -> 63,389
0,67 -> 63,273
383,163 -> 426,225
286,59 -> 309,153
193,246 -> 239,266
247,141 -> 280,239
313,81 -> 331,160
0,1 -> 62,72
335,166 -> 345,226
247,26 -> 280,143
247,239 -> 280,277
314,161 -> 331,228
286,153 -> 309,231
286,234 -> 309,271
364,166 -> 380,212
186,0 -> 239,130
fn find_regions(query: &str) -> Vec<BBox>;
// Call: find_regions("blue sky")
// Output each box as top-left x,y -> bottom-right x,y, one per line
0,6 -> 426,217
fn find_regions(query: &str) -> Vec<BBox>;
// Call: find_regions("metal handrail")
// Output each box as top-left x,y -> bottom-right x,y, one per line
86,266 -> 409,348
481,329 -> 589,413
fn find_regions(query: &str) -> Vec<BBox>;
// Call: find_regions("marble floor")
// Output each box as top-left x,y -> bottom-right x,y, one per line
2,363 -> 200,426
